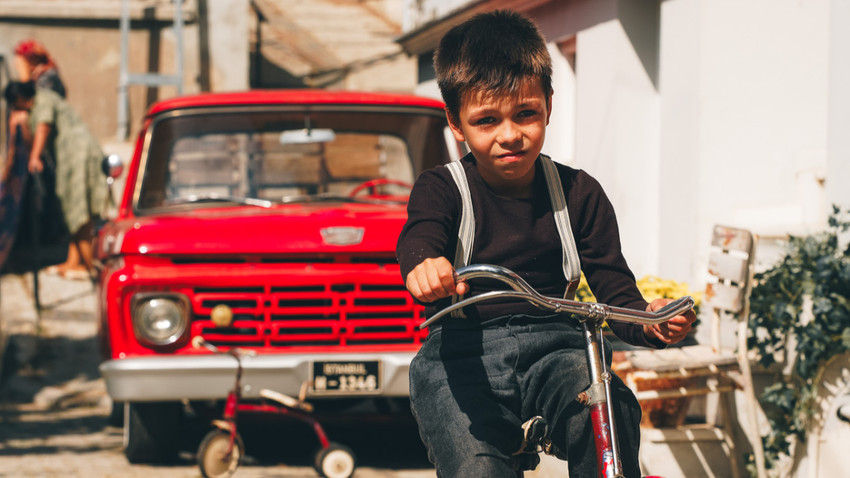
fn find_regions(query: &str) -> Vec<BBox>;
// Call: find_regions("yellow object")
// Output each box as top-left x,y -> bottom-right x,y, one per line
210,304 -> 234,327
576,274 -> 702,308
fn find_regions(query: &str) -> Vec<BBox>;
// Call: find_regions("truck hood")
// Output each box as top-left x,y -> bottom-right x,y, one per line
105,203 -> 409,256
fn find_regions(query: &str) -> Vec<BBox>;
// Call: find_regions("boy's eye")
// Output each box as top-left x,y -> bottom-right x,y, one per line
518,109 -> 539,118
473,116 -> 496,126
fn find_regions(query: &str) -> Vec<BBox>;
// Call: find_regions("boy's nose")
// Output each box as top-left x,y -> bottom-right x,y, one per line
497,121 -> 522,145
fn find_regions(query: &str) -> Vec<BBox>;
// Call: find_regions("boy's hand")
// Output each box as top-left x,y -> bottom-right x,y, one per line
405,257 -> 469,303
643,298 -> 696,345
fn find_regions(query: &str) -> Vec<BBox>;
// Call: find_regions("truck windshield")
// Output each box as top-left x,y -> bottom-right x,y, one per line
136,106 -> 457,211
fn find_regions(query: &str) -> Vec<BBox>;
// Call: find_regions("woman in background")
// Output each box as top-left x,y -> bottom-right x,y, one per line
4,81 -> 107,279
13,39 -> 67,98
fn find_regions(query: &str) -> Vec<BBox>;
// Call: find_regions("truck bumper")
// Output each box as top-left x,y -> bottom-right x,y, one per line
100,352 -> 415,402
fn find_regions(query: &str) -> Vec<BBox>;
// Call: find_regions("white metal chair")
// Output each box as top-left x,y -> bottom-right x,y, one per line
614,225 -> 767,478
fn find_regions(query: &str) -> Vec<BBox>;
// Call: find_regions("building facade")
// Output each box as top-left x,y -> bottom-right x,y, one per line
398,0 -> 850,286
0,0 -> 416,144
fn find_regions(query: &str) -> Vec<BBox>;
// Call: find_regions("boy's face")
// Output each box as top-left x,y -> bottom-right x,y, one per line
447,78 -> 552,197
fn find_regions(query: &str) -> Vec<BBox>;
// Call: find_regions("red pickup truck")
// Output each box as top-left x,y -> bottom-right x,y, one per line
96,90 -> 457,463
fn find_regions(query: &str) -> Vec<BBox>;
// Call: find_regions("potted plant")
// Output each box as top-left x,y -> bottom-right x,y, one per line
747,206 -> 850,473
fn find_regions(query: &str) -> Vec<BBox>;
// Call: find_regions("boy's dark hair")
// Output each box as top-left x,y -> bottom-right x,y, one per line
3,80 -> 36,105
434,10 -> 553,121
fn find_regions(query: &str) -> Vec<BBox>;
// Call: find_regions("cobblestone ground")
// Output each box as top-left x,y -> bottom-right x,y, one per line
0,272 -> 565,478
0,272 -> 443,478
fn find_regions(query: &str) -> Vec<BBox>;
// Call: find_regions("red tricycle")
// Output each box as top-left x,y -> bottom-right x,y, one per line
191,336 -> 356,478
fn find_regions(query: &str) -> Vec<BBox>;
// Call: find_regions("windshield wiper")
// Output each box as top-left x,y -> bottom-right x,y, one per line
280,193 -> 405,205
281,193 -> 355,204
164,194 -> 273,208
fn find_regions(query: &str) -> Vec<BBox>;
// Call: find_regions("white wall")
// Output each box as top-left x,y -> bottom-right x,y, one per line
693,0 -> 829,241
679,0 -> 829,286
555,0 -> 832,285
543,43 -> 577,165
828,0 -> 850,211
657,0 -> 701,282
406,0 -> 838,288
573,16 -> 662,279
207,0 -> 250,91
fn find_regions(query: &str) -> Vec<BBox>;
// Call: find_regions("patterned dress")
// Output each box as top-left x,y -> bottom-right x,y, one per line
35,68 -> 67,98
29,89 -> 107,235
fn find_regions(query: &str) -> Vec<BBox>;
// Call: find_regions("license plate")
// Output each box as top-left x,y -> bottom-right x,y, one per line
311,360 -> 381,394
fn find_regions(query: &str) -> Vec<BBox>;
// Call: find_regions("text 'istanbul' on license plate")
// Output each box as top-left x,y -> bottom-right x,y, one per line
311,361 -> 381,394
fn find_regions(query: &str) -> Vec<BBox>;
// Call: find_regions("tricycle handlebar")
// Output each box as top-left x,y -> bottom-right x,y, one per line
191,336 -> 257,358
418,264 -> 694,329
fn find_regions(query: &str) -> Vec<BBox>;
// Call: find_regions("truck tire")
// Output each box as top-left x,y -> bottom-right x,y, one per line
124,401 -> 182,463
107,400 -> 123,427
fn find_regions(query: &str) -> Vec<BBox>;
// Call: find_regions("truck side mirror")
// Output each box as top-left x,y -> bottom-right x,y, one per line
102,154 -> 124,183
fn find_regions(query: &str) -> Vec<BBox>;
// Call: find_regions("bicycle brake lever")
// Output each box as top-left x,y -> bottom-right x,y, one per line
653,296 -> 695,319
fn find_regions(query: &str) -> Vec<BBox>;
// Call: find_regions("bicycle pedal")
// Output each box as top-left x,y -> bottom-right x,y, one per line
515,416 -> 548,455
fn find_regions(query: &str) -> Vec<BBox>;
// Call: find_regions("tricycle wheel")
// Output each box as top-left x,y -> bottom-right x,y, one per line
197,429 -> 244,478
313,442 -> 356,478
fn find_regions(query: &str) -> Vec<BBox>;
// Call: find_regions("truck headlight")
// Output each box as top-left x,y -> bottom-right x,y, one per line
131,293 -> 190,347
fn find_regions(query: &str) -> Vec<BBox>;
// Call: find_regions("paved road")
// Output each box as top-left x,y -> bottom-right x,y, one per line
0,272 -> 565,478
0,272 -> 440,478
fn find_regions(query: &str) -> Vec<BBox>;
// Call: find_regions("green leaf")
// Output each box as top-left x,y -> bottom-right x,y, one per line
747,205 -> 850,472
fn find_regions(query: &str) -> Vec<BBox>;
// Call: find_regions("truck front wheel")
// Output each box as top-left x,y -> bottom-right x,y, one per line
124,401 -> 183,463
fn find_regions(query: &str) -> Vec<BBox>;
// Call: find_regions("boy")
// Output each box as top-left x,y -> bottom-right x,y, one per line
396,10 -> 695,478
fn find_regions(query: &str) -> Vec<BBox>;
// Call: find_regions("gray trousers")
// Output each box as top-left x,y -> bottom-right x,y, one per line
409,315 -> 643,477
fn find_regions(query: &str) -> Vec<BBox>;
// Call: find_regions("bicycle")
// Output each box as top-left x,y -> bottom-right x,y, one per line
418,264 -> 694,478
191,336 -> 357,478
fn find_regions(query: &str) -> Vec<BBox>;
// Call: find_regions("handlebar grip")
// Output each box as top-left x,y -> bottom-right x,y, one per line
604,296 -> 695,325
191,335 -> 208,350
192,336 -> 226,354
654,296 -> 695,318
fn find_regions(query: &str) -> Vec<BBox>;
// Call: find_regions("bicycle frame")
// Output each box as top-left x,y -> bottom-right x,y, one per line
580,316 -> 623,478
214,347 -> 245,462
419,264 -> 694,478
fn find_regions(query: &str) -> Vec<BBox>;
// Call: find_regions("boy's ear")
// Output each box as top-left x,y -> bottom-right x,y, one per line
546,93 -> 553,125
446,109 -> 466,142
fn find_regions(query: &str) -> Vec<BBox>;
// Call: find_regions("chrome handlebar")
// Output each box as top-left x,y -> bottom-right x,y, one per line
418,264 -> 694,329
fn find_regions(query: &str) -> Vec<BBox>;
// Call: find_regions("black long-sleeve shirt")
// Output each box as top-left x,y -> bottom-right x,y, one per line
396,154 -> 663,349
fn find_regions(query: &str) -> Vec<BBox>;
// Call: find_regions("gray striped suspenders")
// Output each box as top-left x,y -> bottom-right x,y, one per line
445,155 -> 581,312
538,155 -> 582,299
445,161 -> 474,317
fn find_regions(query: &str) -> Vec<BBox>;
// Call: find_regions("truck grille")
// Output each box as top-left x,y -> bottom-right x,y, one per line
190,282 -> 426,347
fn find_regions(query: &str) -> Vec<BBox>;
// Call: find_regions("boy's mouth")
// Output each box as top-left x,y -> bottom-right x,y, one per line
497,151 -> 526,161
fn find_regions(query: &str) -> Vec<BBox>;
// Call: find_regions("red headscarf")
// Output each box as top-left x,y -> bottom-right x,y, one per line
14,39 -> 57,69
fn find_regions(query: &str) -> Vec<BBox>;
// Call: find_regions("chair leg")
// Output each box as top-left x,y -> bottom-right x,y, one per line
738,320 -> 767,478
719,390 -> 742,478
